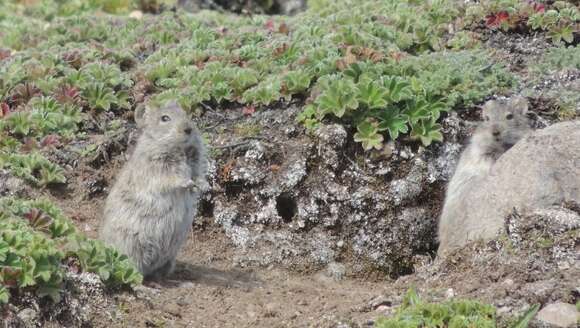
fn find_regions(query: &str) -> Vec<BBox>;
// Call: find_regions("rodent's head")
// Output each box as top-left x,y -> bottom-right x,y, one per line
479,96 -> 532,152
134,100 -> 199,150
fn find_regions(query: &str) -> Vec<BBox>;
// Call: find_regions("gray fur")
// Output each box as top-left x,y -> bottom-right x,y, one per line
437,96 -> 532,256
100,100 -> 207,279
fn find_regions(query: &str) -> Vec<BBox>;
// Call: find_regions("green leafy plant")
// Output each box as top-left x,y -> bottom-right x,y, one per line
510,304 -> 540,328
0,198 -> 143,304
242,78 -> 282,106
282,70 -> 311,95
0,152 -> 66,187
83,83 -> 121,111
315,76 -> 359,118
528,4 -> 579,45
354,120 -> 383,150
465,0 -> 579,45
376,288 -> 496,328
376,288 -> 540,328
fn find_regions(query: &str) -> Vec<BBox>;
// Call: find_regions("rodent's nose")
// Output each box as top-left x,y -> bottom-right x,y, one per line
492,130 -> 500,137
184,127 -> 192,135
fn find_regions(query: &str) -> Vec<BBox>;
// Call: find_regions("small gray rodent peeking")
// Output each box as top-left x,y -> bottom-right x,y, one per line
100,100 -> 207,280
437,96 -> 533,256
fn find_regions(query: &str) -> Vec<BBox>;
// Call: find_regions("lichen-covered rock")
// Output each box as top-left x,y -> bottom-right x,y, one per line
535,302 -> 580,328
204,106 -> 461,276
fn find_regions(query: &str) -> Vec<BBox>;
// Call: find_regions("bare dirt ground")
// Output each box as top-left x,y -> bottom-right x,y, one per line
115,231 -> 392,328
43,170 -> 396,328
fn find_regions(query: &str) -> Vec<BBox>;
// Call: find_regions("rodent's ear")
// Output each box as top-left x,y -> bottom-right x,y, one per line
134,103 -> 148,128
164,99 -> 180,109
510,96 -> 529,114
480,99 -> 495,113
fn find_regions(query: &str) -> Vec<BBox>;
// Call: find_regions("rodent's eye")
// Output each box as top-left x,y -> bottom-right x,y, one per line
161,115 -> 171,122
484,115 -> 490,121
505,113 -> 514,120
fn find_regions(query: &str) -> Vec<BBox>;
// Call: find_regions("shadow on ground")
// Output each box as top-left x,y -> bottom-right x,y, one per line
169,262 -> 262,289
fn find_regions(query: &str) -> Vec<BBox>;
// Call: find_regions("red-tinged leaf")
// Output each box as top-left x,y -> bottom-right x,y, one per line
40,135 -> 61,148
278,22 -> 289,35
216,26 -> 228,35
24,208 -> 52,232
54,84 -> 81,105
2,267 -> 20,287
24,208 -> 42,222
486,14 -> 498,27
389,51 -> 406,62
497,11 -> 509,21
0,103 -> 10,118
485,12 -> 509,28
242,105 -> 255,116
297,57 -> 308,65
273,43 -> 289,57
10,83 -> 41,106
485,11 -> 510,27
270,164 -> 281,172
264,19 -> 275,32
0,48 -> 10,61
62,50 -> 82,69
20,138 -> 38,153
533,3 -> 545,13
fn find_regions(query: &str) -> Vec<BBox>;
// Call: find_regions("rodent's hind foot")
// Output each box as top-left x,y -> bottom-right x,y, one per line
142,280 -> 164,289
145,259 -> 176,281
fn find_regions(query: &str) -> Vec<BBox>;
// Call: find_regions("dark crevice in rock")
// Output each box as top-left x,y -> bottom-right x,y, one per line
276,192 -> 297,223
198,198 -> 215,218
224,182 -> 243,199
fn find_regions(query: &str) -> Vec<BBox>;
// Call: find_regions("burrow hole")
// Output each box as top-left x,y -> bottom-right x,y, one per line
276,193 -> 297,223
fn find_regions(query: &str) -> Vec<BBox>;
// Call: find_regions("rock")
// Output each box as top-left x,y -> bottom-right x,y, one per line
325,262 -> 346,281
17,308 -> 38,327
388,159 -> 426,206
0,170 -> 26,196
133,284 -> 161,300
444,288 -> 455,299
369,296 -> 391,309
536,302 -> 580,328
210,106 -> 447,274
275,0 -> 307,15
163,302 -> 182,318
375,305 -> 391,313
128,10 -> 143,19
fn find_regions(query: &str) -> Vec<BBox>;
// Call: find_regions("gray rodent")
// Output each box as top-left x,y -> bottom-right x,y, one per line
100,100 -> 207,279
438,119 -> 580,255
437,96 -> 532,256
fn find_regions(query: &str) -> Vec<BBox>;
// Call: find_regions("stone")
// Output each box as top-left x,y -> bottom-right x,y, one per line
536,302 -> 579,328
325,262 -> 347,281
17,308 -> 38,326
128,10 -> 143,19
163,302 -> 182,318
